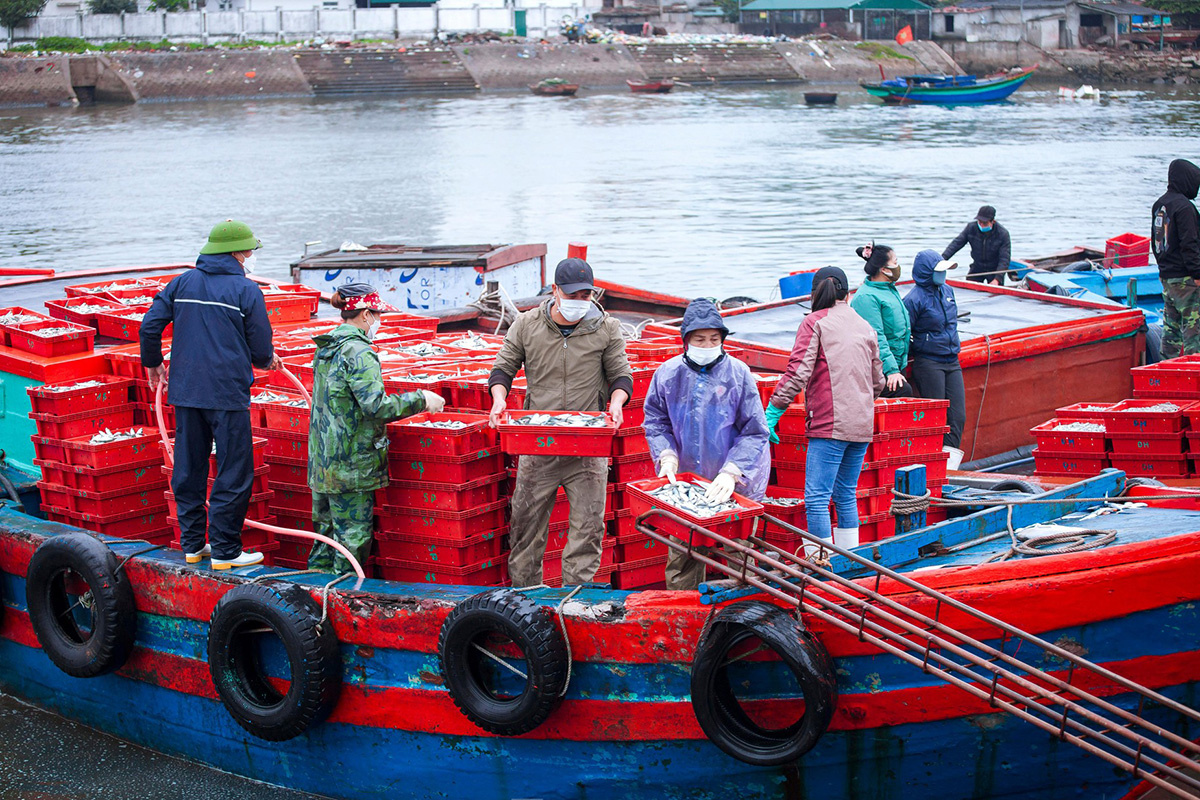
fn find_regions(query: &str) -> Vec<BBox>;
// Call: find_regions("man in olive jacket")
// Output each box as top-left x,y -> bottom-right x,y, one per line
489,258 -> 633,587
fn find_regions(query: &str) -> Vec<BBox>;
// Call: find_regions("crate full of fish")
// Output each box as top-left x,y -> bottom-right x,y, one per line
623,473 -> 764,548
1029,419 -> 1108,454
874,397 -> 950,433
1131,362 -> 1200,399
7,319 -> 96,358
387,412 -> 496,457
27,375 -> 134,416
496,411 -> 617,457
1102,399 -> 1196,435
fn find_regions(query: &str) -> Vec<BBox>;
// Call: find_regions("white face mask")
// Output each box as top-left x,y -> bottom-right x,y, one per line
557,297 -> 591,323
688,344 -> 722,365
367,315 -> 381,341
242,253 -> 257,274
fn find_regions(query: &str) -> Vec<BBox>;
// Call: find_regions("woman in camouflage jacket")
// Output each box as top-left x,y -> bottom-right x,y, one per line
307,283 -> 444,573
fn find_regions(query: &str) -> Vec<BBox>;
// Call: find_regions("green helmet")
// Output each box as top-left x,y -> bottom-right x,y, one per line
199,219 -> 261,255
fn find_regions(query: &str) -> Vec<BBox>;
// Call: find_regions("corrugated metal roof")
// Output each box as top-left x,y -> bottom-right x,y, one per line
742,0 -> 931,10
937,0 -> 1163,10
1080,0 -> 1166,14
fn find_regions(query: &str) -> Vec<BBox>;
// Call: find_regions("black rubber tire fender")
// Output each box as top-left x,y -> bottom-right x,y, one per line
438,588 -> 568,736
207,582 -> 341,742
1125,477 -> 1167,490
719,296 -> 760,309
988,479 -> 1040,494
691,601 -> 837,766
25,533 -> 136,678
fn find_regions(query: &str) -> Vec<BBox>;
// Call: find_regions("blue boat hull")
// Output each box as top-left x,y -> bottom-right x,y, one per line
864,69 -> 1036,105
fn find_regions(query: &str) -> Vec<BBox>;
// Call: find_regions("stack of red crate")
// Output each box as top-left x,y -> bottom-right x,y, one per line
1103,399 -> 1195,478
768,397 -> 950,545
376,412 -> 508,585
1030,403 -> 1112,477
31,375 -> 170,543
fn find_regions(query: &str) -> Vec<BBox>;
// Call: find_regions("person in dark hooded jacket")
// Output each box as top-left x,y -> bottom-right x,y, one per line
643,298 -> 770,590
903,250 -> 966,457
1152,159 -> 1200,359
943,205 -> 1012,286
141,220 -> 281,570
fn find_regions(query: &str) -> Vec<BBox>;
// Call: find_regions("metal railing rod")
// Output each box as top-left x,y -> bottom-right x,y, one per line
640,522 -> 1200,800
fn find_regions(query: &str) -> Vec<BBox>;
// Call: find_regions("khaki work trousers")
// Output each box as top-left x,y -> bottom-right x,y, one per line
665,545 -> 748,591
507,454 -> 608,588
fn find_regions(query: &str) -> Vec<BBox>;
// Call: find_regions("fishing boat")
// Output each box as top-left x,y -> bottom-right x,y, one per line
530,80 -> 579,97
803,91 -> 838,105
3,260 -> 1200,799
627,78 -> 674,94
862,66 -> 1037,105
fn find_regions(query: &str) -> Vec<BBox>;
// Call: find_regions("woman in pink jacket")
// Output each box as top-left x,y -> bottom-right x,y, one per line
764,266 -> 885,549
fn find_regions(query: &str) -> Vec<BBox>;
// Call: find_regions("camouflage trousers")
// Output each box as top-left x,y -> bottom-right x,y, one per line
1162,278 -> 1200,360
308,490 -> 375,574
507,455 -> 608,588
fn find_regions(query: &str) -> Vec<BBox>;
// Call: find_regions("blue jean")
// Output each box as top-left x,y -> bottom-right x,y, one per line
804,438 -> 870,541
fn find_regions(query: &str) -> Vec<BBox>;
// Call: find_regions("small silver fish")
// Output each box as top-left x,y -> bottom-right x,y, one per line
89,427 -> 145,444
649,481 -> 744,517
765,496 -> 805,508
43,380 -> 106,393
408,420 -> 471,430
511,413 -> 608,428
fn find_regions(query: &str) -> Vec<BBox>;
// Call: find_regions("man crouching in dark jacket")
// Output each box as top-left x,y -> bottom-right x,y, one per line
1153,159 -> 1200,359
140,220 -> 281,570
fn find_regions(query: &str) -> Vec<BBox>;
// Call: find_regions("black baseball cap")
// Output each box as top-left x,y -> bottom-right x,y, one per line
812,266 -> 848,294
554,257 -> 595,294
975,205 -> 997,222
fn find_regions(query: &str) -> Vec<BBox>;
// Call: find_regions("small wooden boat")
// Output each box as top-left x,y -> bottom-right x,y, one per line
627,78 -> 674,94
529,81 -> 578,97
863,65 -> 1037,105
803,92 -> 838,105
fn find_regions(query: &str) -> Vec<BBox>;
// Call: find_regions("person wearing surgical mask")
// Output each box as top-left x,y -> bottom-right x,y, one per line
903,251 -> 967,467
943,205 -> 1012,286
850,242 -> 913,398
490,257 -> 633,588
306,282 -> 444,574
642,298 -> 770,590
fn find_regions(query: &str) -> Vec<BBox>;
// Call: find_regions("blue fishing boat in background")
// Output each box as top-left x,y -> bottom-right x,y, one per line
863,66 -> 1038,105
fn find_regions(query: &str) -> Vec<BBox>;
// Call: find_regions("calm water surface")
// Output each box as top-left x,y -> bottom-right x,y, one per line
2,84 -> 1199,300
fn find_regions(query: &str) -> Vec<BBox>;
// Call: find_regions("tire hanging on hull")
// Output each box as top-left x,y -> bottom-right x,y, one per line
690,601 -> 837,766
25,533 -> 137,678
438,588 -> 569,736
207,582 -> 341,741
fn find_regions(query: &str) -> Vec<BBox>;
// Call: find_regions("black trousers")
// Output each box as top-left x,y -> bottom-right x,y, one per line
880,380 -> 914,399
910,357 -> 967,449
172,406 -> 254,560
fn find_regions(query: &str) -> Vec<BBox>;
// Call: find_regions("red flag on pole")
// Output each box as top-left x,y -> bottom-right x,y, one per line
895,24 -> 914,44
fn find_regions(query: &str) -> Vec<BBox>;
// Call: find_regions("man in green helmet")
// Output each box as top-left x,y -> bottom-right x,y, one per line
141,220 -> 282,570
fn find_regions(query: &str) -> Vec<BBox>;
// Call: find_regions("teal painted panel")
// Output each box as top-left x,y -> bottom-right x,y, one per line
0,370 -> 41,475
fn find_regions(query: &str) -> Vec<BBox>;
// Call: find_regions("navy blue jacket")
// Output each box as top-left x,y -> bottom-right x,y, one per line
140,254 -> 274,411
903,250 -> 961,363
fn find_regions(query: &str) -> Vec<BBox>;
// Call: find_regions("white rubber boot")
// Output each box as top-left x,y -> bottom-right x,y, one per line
211,551 -> 265,570
833,527 -> 860,549
184,543 -> 211,564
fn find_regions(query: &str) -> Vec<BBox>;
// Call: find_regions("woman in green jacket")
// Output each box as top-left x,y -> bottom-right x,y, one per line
849,243 -> 912,398
307,283 -> 445,574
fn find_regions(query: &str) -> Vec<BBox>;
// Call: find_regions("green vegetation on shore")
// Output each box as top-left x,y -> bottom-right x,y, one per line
6,36 -> 305,54
855,42 -> 915,61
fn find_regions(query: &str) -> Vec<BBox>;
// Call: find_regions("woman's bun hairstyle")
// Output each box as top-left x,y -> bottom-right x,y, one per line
857,242 -> 893,277
330,291 -> 348,310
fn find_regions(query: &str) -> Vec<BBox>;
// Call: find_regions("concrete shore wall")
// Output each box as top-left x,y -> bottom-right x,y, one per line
0,40 -> 1009,106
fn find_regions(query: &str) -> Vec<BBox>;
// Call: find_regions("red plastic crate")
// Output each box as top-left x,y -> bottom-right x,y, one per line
267,455 -> 309,486
262,292 -> 315,324
275,530 -> 315,562
542,542 -> 615,579
1131,363 -> 1200,399
624,473 -> 763,548
1029,419 -> 1108,454
380,313 -> 440,332
867,427 -> 949,461
761,487 -> 807,537
1033,448 -> 1108,476
58,431 -> 161,469
1055,402 -> 1115,421
771,433 -> 809,466
548,483 -> 616,525
611,452 -> 655,484
66,484 -> 168,517
0,306 -> 56,346
387,448 -> 503,483
261,396 -> 311,433
261,283 -> 321,315
376,498 -> 508,539
8,319 -> 95,357
42,503 -> 172,540
1108,431 -> 1186,455
1103,399 -> 1195,434
873,397 -> 950,432
45,296 -> 126,328
94,310 -> 156,342
36,457 -> 166,494
377,472 -> 506,512
260,428 -> 309,461
619,401 -> 646,430
28,375 -> 134,416
375,527 -> 507,566
166,489 -> 271,521
31,403 -> 137,440
611,554 -> 669,590
497,411 -> 617,457
268,482 -> 312,515
752,373 -> 781,409
62,275 -> 174,298
1104,232 -> 1150,269
860,511 -> 897,543
1109,454 -> 1190,478
624,338 -> 677,363
613,427 -> 650,456
775,403 -> 807,437
386,412 -> 494,455
375,555 -> 507,586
